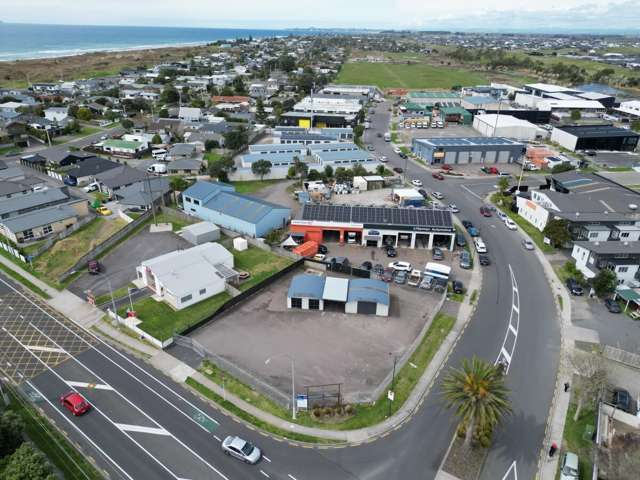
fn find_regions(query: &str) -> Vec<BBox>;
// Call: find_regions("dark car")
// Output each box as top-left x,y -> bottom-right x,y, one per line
63,176 -> 78,186
432,247 -> 444,261
462,220 -> 473,229
452,280 -> 464,295
456,234 -> 467,248
459,251 -> 472,269
604,298 -> 622,313
584,150 -> 597,157
386,246 -> 397,257
318,244 -> 328,254
399,152 -> 408,159
418,189 -> 428,198
566,278 -> 584,296
87,260 -> 101,275
394,270 -> 408,284
432,172 -> 444,180
373,263 -> 384,276
612,388 -> 631,413
376,132 -> 382,138
479,254 -> 491,266
480,206 -> 493,217
393,167 -> 404,174
360,261 -> 373,271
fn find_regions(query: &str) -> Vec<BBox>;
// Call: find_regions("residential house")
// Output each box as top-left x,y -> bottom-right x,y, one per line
44,107 -> 69,123
571,241 -> 640,285
95,165 -> 148,198
167,159 -> 202,175
0,180 -> 33,201
113,176 -> 171,210
64,157 -> 120,186
101,139 -> 148,158
178,107 -> 203,122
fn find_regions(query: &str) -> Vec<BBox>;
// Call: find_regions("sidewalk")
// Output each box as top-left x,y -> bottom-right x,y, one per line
0,250 -> 482,444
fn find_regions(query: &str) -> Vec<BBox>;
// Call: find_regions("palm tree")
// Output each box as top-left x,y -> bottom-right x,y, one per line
441,357 -> 512,448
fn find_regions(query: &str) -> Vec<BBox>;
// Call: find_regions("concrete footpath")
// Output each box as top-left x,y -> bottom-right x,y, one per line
0,252 -> 481,444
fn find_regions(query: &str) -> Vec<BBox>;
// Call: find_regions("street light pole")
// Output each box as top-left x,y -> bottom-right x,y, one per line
388,354 -> 397,417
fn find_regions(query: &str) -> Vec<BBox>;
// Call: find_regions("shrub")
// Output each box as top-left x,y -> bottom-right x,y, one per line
344,404 -> 355,415
322,407 -> 334,417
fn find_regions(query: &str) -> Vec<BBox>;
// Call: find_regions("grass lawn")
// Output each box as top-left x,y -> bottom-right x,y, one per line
0,262 -> 51,299
231,179 -> 285,194
233,247 -> 294,291
95,284 -> 134,306
558,403 -> 596,480
153,209 -> 197,232
6,390 -> 103,480
33,217 -> 127,280
337,62 -> 488,89
0,145 -> 22,155
120,292 -> 231,341
204,151 -> 223,166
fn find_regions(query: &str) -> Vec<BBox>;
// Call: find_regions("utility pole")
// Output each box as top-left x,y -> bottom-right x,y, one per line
107,278 -> 117,327
388,354 -> 397,417
145,172 -> 158,226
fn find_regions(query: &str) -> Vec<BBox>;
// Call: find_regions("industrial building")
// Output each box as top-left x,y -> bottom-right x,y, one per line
287,274 -> 390,316
405,91 -> 462,107
290,204 -> 455,250
615,100 -> 640,119
550,124 -> 640,152
412,137 -> 525,165
473,114 -> 546,141
321,84 -> 382,101
293,96 -> 362,116
280,111 -> 354,129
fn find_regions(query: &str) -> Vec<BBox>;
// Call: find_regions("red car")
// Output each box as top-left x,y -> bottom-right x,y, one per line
480,206 -> 493,217
432,172 -> 444,180
60,392 -> 91,416
440,165 -> 453,172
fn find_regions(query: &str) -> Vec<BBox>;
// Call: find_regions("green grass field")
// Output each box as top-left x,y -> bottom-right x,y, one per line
337,62 -> 488,89
231,179 -> 285,194
558,404 -> 596,480
233,247 -> 294,291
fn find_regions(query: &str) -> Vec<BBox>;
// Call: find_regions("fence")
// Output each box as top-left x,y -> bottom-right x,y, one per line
173,334 -> 291,407
0,241 -> 27,263
108,309 -> 173,349
26,215 -> 95,260
58,208 -> 154,282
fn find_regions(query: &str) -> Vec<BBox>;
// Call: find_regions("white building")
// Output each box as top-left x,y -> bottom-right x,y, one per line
293,96 -> 362,115
178,107 -> 203,122
44,107 -> 69,123
571,241 -> 640,285
136,243 -> 236,310
473,114 -> 546,141
616,100 -> 640,119
514,93 -> 605,113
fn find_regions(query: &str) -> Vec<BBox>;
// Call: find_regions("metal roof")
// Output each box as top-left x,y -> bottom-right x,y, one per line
573,241 -> 640,255
555,124 -> 640,139
415,137 -> 522,147
249,144 -> 306,154
312,150 -> 373,162
1,203 -> 78,232
323,277 -> 349,302
0,188 -> 69,216
408,91 -> 460,98
288,274 -> 325,299
347,278 -> 390,305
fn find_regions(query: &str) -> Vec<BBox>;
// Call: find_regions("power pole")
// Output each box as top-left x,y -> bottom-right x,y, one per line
145,172 -> 158,226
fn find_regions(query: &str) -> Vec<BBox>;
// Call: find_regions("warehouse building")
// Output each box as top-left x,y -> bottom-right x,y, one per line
291,204 -> 455,250
287,274 -> 389,316
405,91 -> 462,107
550,124 -> 640,152
440,106 -> 473,125
412,137 -> 525,165
280,111 -> 354,128
473,114 -> 546,141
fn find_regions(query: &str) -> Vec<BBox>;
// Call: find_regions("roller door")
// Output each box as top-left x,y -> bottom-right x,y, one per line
357,302 -> 377,315
498,150 -> 511,163
444,151 -> 457,164
484,151 -> 497,163
470,151 -> 482,163
457,151 -> 470,164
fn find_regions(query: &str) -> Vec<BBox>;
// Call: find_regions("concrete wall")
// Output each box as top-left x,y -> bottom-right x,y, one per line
550,128 -> 578,151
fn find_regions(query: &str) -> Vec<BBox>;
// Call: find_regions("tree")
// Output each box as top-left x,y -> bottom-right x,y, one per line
286,166 -> 297,179
204,139 -> 219,151
376,165 -> 386,176
543,218 -> 571,247
551,162 -> 575,174
631,120 -> 640,133
442,357 -> 512,448
323,165 -> 334,179
120,118 -> 134,131
207,155 -> 235,183
570,110 -> 581,121
278,55 -> 297,72
169,176 -> 189,205
2,443 -> 56,480
161,85 -> 180,104
352,163 -> 367,176
255,98 -> 267,122
293,156 -> 308,187
497,176 -> 510,192
232,76 -> 246,95
151,133 -> 162,145
592,269 -> 617,297
334,167 -> 353,183
76,107 -> 93,121
307,169 -> 322,181
220,85 -> 234,97
251,159 -> 272,181
223,128 -> 248,151
569,352 -> 607,421
158,108 -> 169,118
0,410 -> 24,458
62,120 -> 81,135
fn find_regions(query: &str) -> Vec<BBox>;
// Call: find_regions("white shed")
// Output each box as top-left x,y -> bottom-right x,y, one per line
233,237 -> 249,251
473,114 -> 545,141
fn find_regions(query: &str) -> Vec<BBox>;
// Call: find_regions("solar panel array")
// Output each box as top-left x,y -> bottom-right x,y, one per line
301,204 -> 453,228
421,137 -> 518,147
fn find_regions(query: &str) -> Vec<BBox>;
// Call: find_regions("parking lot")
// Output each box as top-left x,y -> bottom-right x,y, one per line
69,227 -> 191,298
589,151 -> 640,169
397,123 -> 480,143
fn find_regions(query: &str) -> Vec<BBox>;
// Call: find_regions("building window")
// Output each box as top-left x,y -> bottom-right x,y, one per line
618,266 -> 629,273
290,297 -> 302,309
42,225 -> 53,235
309,299 -> 320,310
621,232 -> 630,238
199,288 -> 206,295
180,294 -> 193,303
193,199 -> 200,206
588,232 -> 599,238
22,229 -> 34,240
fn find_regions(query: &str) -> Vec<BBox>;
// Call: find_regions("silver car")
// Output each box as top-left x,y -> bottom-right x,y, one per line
522,239 -> 535,250
222,436 -> 262,464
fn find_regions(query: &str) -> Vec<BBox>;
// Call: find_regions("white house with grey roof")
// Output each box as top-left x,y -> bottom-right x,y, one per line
571,241 -> 640,285
136,242 -> 236,310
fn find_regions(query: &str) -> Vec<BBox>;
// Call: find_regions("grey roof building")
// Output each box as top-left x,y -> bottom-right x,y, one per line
65,157 -> 120,183
96,165 -> 148,192
0,188 -> 70,219
167,158 -> 203,174
412,137 -> 525,165
114,177 -> 170,208
0,204 -> 78,233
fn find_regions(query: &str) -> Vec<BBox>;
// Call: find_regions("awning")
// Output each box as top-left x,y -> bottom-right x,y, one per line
281,236 -> 299,248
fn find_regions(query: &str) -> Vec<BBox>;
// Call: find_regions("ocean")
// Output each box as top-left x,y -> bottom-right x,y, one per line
0,23 -> 320,61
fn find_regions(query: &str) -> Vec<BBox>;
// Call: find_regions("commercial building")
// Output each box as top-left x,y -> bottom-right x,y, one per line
571,241 -> 640,285
287,274 -> 389,316
440,106 -> 473,125
405,91 -> 461,107
136,243 -> 236,310
550,124 -> 639,152
293,96 -> 362,116
291,204 -> 455,250
473,114 -> 546,141
412,137 -> 525,165
321,84 -> 382,101
615,100 -> 640,120
353,176 -> 385,192
280,111 -> 354,128
182,181 -> 291,237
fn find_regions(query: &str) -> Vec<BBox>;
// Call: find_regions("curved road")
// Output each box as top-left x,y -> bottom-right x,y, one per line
0,104 -> 560,480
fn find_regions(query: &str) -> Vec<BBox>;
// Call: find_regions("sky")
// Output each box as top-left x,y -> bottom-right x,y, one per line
1,0 -> 639,32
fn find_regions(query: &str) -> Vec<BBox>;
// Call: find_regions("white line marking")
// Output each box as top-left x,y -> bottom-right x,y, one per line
495,265 -> 520,374
0,277 -> 220,433
24,345 -> 66,353
66,381 -> 114,390
500,348 -> 512,363
409,362 -> 417,369
115,423 -> 171,436
25,380 -> 135,480
213,435 -> 221,442
288,474 -> 298,480
28,323 -> 229,480
502,460 -> 518,480
512,305 -> 519,314
509,324 -> 517,335
460,184 -> 483,200
19,314 -> 24,319
260,470 -> 270,478
262,455 -> 272,463
8,305 -> 13,310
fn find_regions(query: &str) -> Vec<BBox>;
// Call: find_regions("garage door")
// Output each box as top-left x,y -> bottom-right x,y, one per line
498,150 -> 511,163
357,302 -> 377,315
445,151 -> 457,164
291,298 -> 302,309
309,299 -> 320,310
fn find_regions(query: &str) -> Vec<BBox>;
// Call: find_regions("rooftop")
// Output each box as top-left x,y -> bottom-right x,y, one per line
408,91 -> 460,99
1,203 -> 79,233
573,241 -> 640,255
555,124 -> 640,139
414,137 -> 523,147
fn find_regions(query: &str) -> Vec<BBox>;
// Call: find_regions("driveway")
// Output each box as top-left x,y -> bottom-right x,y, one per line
69,226 -> 190,297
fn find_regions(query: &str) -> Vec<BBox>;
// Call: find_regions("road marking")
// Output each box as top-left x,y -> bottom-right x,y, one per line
502,460 -> 518,480
7,305 -> 12,310
260,470 -> 270,478
115,424 -> 171,436
66,381 -> 113,390
262,455 -> 271,463
288,475 -> 298,480
460,184 -> 483,200
25,380 -> 135,480
509,324 -> 517,335
495,265 -> 520,374
24,345 -> 66,354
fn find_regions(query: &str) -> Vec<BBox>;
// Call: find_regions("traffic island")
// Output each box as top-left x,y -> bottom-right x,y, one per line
441,437 -> 488,480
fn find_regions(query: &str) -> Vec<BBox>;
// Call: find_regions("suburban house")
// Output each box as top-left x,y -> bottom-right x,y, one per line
167,159 -> 202,175
178,107 -> 203,122
44,107 -> 69,123
182,181 -> 291,237
113,176 -> 171,210
0,180 -> 33,201
0,187 -> 80,221
166,143 -> 196,161
571,241 -> 640,285
95,165 -> 148,198
101,139 -> 148,158
63,157 -> 120,186
40,150 -> 96,168
136,242 -> 237,310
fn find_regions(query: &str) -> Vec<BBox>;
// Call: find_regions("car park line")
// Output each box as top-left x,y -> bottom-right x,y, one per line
27,322 -> 230,480
2,327 -> 183,480
0,276 -> 220,433
66,380 -> 113,390
495,265 -> 520,374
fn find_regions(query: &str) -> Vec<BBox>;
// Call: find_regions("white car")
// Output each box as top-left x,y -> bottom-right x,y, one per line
448,204 -> 459,213
379,156 -> 388,163
432,192 -> 444,200
497,211 -> 507,221
505,218 -> 517,230
83,182 -> 100,193
313,253 -> 326,261
222,436 -> 262,464
393,147 -> 401,154
411,179 -> 423,187
388,261 -> 412,272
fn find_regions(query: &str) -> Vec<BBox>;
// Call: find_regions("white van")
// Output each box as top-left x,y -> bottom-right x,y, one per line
474,237 -> 487,254
151,148 -> 167,161
347,232 -> 357,244
147,163 -> 167,174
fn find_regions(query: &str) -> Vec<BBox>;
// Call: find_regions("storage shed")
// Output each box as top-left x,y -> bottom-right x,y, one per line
287,274 -> 326,310
181,221 -> 220,245
345,278 -> 390,316
473,114 -> 546,141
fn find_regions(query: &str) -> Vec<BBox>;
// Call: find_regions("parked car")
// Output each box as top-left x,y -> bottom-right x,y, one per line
479,206 -> 492,217
394,270 -> 408,284
222,436 -> 262,464
87,260 -> 101,275
462,220 -> 473,229
95,206 -> 112,216
468,226 -> 479,237
360,261 -> 373,271
399,152 -> 408,159
456,234 -> 467,247
419,276 -> 434,290
604,298 -> 622,314
411,179 -> 423,187
418,189 -> 428,198
505,218 -> 518,230
381,268 -> 394,283
479,254 -> 491,266
83,182 -> 100,193
521,239 -> 535,250
497,211 -> 508,221
559,452 -> 579,480
388,261 -> 412,272
612,388 -> 632,413
385,246 -> 397,257
432,192 -> 444,200
373,263 -> 384,276
367,145 -> 375,151
63,177 -> 77,186
318,244 -> 328,254
566,278 -> 584,296
408,269 -> 422,286
452,280 -> 464,295
432,172 -> 444,180
60,392 -> 91,416
441,165 -> 453,172
313,253 -> 326,261
459,251 -> 472,269
432,247 -> 444,261
448,204 -> 459,213
393,167 -> 403,174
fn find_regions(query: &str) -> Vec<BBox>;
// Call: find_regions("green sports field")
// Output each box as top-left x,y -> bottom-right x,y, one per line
336,62 -> 488,89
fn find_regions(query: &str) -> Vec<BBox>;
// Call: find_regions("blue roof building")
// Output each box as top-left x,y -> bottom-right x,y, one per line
182,181 -> 291,238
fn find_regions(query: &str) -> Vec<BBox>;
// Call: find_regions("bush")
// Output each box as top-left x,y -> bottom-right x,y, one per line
551,163 -> 575,174
322,407 -> 333,417
344,404 -> 355,415
312,407 -> 323,418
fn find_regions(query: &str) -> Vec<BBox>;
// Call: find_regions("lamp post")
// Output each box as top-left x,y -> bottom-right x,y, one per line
388,353 -> 397,417
265,354 -> 296,420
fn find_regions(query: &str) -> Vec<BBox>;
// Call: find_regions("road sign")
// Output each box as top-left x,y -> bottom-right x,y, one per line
296,394 -> 308,410
387,390 -> 395,401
